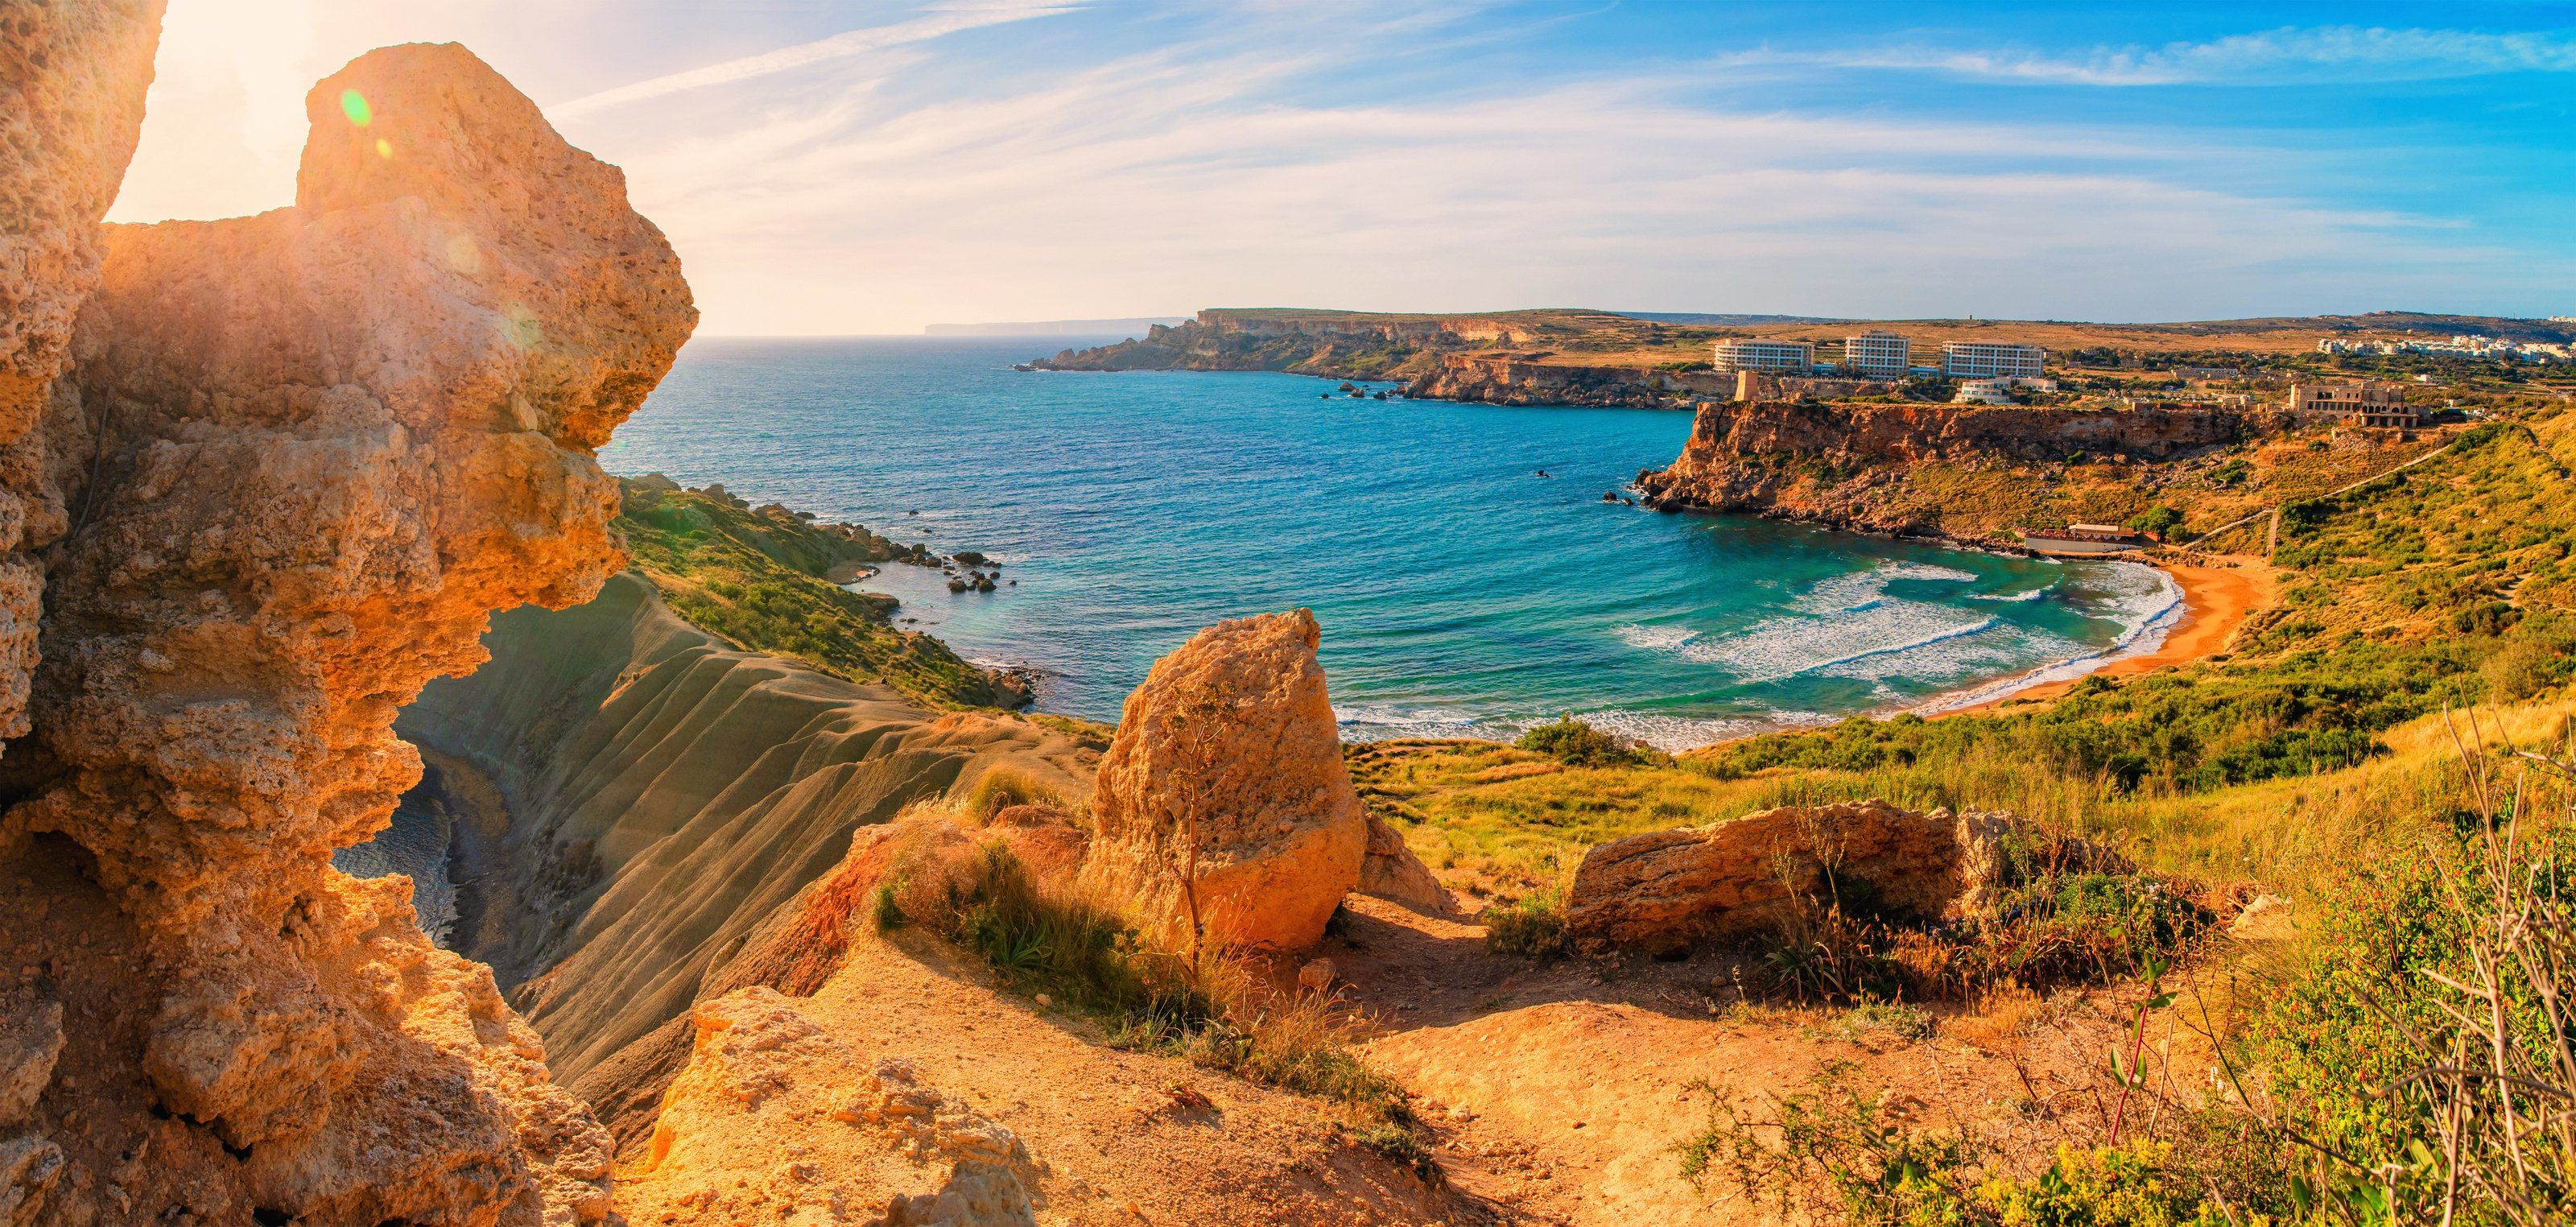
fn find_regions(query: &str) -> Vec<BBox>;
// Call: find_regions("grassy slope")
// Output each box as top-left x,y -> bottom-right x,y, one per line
1364,405 -> 2576,898
615,485 -> 1012,709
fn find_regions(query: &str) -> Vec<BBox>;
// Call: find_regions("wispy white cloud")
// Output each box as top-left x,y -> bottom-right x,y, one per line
1727,25 -> 2576,86
578,19 -> 2552,333
547,2 -> 1081,119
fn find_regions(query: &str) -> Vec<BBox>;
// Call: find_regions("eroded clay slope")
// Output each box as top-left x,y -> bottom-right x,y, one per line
394,572 -> 1095,1146
0,31 -> 693,1225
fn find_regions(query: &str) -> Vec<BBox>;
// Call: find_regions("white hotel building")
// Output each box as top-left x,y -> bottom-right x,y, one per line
1712,338 -> 1815,372
1843,330 -> 1911,378
1942,341 -> 2047,379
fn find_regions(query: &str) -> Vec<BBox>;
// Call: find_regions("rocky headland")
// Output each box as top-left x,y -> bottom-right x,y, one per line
1633,398 -> 2274,546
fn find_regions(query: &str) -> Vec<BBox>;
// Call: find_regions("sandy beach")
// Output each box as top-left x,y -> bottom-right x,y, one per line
1952,554 -> 2278,713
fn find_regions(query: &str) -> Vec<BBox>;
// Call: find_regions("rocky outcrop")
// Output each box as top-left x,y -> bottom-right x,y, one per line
0,0 -> 163,750
620,987 -> 1040,1226
1359,812 -> 1455,915
0,32 -> 692,1225
1080,609 -> 1367,952
1563,801 -> 2021,955
1032,308 -> 1540,378
1403,354 -> 1722,407
1634,399 -> 2264,540
391,572 -> 1092,1149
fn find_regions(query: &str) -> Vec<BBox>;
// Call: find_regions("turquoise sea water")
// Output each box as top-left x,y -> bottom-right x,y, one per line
597,337 -> 2180,749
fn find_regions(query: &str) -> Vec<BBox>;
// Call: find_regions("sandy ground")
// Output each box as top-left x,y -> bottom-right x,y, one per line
1323,896 -> 2178,1226
614,925 -> 1477,1226
1954,555 -> 2277,714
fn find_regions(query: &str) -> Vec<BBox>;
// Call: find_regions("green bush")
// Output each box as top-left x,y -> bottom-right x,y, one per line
1517,717 -> 1643,767
1484,886 -> 1569,958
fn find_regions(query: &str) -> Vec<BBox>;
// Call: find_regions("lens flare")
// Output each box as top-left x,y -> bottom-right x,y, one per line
340,89 -> 372,126
444,233 -> 481,275
500,303 -> 543,351
375,138 -> 393,159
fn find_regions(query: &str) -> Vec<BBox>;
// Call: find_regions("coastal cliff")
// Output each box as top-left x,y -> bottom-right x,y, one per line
1402,353 -> 1724,407
0,28 -> 693,1225
390,572 -> 1092,1149
1636,399 -> 2260,543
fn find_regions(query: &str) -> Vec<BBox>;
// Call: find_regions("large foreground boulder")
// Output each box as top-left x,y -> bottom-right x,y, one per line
1564,800 -> 2023,955
1080,610 -> 1367,951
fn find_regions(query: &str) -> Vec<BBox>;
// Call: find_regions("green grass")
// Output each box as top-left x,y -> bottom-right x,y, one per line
615,485 -> 1010,707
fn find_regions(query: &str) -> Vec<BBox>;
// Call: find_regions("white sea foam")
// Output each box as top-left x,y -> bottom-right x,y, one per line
1915,562 -> 2186,713
1971,582 -> 2056,604
1612,622 -> 1701,651
1574,708 -> 1837,752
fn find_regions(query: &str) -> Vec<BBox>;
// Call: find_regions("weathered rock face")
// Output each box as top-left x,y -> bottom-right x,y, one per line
1081,610 -> 1367,952
0,31 -> 692,1226
1359,811 -> 1455,915
0,0 -> 164,749
1403,354 -> 1722,407
1635,399 -> 2257,539
620,987 -> 1040,1225
1563,800 -> 2017,955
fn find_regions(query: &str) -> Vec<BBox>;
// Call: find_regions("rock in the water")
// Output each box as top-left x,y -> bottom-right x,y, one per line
1358,812 -> 1455,915
1564,800 -> 2033,955
1080,609 -> 1367,952
2228,894 -> 2296,942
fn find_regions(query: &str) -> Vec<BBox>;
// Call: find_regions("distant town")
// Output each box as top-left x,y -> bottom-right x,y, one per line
1707,324 -> 2575,428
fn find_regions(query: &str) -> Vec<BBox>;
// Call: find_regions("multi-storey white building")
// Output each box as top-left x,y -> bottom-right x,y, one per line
1942,341 -> 2046,379
1713,338 -> 1815,372
1843,330 -> 1910,378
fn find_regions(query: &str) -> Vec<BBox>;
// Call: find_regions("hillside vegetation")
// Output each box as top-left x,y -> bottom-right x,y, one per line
613,480 -> 1021,708
1341,402 -> 2576,1224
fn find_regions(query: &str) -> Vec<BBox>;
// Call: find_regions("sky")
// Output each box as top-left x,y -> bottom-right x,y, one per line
106,1 -> 2576,334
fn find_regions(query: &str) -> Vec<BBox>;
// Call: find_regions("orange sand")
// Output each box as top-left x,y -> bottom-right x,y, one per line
1955,555 -> 2277,713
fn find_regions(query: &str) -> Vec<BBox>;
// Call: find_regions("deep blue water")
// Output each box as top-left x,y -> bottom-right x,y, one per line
596,337 -> 2178,749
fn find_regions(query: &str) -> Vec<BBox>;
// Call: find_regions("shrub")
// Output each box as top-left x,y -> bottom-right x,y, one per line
1517,716 -> 1641,767
962,768 -> 1062,822
1484,886 -> 1569,958
2124,505 -> 2185,537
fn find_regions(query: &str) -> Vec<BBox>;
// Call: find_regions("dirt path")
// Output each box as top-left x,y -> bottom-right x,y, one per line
1322,898 -> 2150,1226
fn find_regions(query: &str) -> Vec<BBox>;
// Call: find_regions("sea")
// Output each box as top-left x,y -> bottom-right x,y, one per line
592,336 -> 2182,751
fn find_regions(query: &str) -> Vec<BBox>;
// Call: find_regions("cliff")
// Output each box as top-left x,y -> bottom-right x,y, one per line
1028,306 -> 1704,382
1636,399 -> 2258,543
0,28 -> 693,1226
391,572 -> 1093,1150
1402,353 -> 1724,407
613,481 -> 1024,708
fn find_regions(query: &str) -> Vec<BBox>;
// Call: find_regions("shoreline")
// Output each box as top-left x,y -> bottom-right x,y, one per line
1942,554 -> 2277,716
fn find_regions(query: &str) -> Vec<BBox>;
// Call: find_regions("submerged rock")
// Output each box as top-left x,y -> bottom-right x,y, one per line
1080,610 -> 1367,952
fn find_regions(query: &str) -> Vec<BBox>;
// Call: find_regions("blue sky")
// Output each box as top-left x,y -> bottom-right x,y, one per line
110,1 -> 2576,333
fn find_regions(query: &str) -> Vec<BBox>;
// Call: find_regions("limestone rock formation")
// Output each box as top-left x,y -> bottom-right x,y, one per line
1359,811 -> 1455,915
393,572 -> 1092,1151
1635,399 -> 2263,540
0,28 -> 691,1225
0,0 -> 164,751
621,987 -> 1040,1225
1081,610 -> 1367,951
1563,800 -> 2022,955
